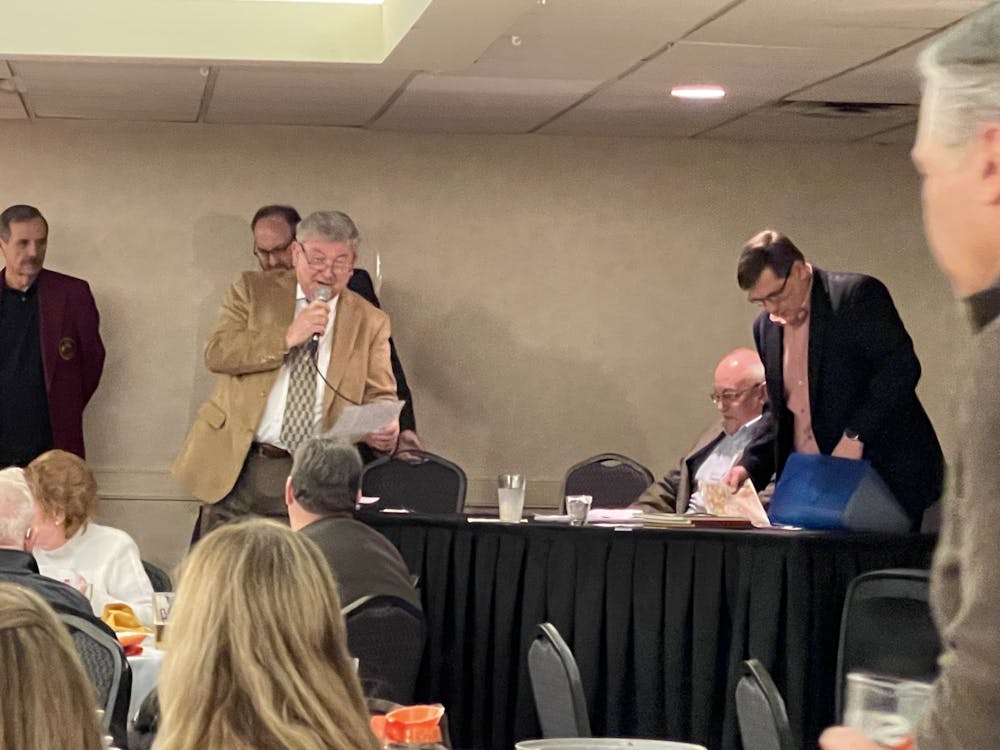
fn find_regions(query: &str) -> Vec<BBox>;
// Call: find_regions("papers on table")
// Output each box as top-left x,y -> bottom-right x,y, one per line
323,399 -> 404,442
587,508 -> 644,526
699,479 -> 771,527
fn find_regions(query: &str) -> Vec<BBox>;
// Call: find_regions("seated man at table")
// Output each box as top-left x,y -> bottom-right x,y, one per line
0,466 -> 104,623
633,348 -> 773,514
286,437 -> 421,610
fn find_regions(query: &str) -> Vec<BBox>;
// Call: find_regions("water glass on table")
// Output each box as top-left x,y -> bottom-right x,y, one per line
843,672 -> 933,748
565,495 -> 592,526
497,473 -> 526,522
152,592 -> 175,649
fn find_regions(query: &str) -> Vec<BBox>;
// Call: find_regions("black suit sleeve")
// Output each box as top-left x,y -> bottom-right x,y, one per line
348,269 -> 417,433
839,277 -> 921,444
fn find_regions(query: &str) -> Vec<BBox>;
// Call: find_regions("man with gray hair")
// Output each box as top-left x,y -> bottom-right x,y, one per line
821,3 -> 1000,749
174,211 -> 399,536
0,467 -> 97,618
285,437 -> 420,609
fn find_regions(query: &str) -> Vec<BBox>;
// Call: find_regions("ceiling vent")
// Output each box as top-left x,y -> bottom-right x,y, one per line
776,100 -> 914,119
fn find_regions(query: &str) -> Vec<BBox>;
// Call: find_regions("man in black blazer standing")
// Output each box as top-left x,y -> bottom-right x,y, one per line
726,230 -> 944,527
250,204 -> 422,454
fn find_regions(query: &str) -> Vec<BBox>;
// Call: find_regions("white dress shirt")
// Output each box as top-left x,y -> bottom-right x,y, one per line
686,415 -> 763,514
254,285 -> 338,448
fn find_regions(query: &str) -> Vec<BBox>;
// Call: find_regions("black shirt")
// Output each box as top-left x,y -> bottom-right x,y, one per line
0,282 -> 52,467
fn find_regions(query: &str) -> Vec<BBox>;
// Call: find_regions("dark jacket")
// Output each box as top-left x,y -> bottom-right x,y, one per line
0,267 -> 105,459
739,267 -> 944,523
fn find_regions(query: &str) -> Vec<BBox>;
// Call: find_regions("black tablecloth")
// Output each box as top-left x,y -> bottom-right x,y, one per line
363,515 -> 935,750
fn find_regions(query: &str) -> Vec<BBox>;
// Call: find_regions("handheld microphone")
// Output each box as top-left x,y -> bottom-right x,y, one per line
310,285 -> 333,348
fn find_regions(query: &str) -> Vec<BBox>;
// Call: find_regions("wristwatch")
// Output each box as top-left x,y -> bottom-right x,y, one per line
843,428 -> 861,442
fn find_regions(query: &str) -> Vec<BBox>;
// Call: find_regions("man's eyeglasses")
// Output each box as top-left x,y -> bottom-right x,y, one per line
252,237 -> 295,263
748,273 -> 790,306
303,250 -> 354,274
709,382 -> 764,406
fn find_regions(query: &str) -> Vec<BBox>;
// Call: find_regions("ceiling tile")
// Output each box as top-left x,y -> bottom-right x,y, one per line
869,121 -> 918,145
686,0 -> 988,50
542,41 -> 880,137
789,36 -> 936,105
701,101 -> 917,143
207,66 -> 412,126
14,61 -> 205,121
371,73 -> 598,134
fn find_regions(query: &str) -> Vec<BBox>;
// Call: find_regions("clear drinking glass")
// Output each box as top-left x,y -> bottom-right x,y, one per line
843,672 -> 933,747
152,592 -> 176,649
565,495 -> 592,526
497,474 -> 526,522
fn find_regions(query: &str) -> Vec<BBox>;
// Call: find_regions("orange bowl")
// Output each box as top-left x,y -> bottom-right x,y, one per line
384,704 -> 445,743
117,633 -> 146,648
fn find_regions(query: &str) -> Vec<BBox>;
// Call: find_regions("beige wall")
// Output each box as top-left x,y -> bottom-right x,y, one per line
0,120 -> 962,568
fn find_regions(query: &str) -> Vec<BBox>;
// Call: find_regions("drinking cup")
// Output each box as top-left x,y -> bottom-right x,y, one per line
565,495 -> 593,526
497,474 -> 526,522
152,592 -> 176,649
843,672 -> 933,747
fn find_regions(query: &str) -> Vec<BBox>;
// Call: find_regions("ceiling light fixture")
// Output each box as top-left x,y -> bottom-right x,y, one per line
670,85 -> 725,100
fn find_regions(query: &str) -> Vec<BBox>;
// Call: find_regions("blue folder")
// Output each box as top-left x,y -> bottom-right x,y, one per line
768,453 -> 911,533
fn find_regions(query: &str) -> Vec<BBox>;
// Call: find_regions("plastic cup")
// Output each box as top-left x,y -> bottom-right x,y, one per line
843,672 -> 933,747
565,495 -> 592,526
497,474 -> 526,522
152,592 -> 175,649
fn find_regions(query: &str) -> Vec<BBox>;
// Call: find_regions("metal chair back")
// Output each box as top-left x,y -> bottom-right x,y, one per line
360,449 -> 467,514
563,453 -> 654,508
344,593 -> 426,704
60,612 -> 132,750
528,622 -> 592,738
836,568 -> 940,720
142,560 -> 172,592
735,658 -> 793,750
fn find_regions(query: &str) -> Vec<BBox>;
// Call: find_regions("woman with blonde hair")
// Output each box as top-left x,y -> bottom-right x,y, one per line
156,519 -> 381,750
0,582 -> 105,750
25,449 -> 154,624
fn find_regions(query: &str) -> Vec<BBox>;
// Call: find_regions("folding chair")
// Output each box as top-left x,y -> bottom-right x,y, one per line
836,568 -> 940,720
563,453 -> 654,508
60,612 -> 133,750
344,594 -> 426,704
528,622 -> 592,738
360,449 -> 467,514
735,658 -> 793,750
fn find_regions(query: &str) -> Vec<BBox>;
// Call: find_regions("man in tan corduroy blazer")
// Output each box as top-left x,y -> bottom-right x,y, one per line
173,211 -> 397,535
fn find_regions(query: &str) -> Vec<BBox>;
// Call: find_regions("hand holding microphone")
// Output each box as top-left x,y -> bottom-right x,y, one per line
285,284 -> 333,350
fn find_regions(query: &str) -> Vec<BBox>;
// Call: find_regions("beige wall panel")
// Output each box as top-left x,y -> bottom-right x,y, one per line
0,120 -> 960,559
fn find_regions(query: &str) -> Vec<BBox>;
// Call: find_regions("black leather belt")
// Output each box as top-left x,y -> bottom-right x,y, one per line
250,442 -> 291,459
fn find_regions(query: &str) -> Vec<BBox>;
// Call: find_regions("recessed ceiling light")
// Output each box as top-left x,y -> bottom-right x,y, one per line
670,85 -> 725,100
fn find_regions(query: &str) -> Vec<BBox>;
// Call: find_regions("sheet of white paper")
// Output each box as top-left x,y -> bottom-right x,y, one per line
323,399 -> 404,442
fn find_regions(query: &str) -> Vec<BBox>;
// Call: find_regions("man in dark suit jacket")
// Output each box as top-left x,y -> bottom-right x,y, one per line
727,230 -> 943,526
286,437 -> 421,610
250,204 -> 421,454
0,205 -> 105,466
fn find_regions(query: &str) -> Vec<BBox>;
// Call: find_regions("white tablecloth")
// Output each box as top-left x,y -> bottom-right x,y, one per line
127,644 -> 164,719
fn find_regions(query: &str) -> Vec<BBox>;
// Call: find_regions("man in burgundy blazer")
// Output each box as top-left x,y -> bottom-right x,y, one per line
0,205 -> 105,465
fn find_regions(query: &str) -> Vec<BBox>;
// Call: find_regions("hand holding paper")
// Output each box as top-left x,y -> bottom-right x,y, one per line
700,479 -> 771,527
323,399 -> 405,446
